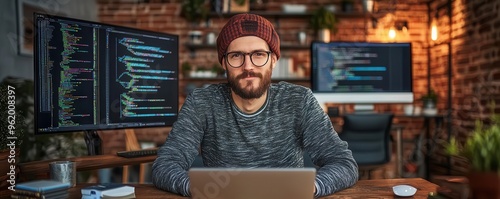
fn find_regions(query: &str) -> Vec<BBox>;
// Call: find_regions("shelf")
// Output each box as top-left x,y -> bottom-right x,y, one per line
208,11 -> 368,18
18,154 -> 157,179
188,10 -> 371,52
280,44 -> 312,50
185,43 -> 214,50
185,43 -> 310,50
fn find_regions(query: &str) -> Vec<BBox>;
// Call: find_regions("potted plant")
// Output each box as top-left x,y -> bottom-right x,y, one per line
310,6 -> 338,42
211,62 -> 225,77
181,62 -> 193,78
229,0 -> 249,12
181,0 -> 209,25
0,77 -> 87,183
420,89 -> 438,115
446,103 -> 500,198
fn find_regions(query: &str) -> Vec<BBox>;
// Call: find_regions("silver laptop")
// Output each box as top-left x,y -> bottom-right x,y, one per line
189,168 -> 316,199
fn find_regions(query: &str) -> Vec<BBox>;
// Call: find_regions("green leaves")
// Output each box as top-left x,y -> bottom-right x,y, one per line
234,0 -> 247,6
310,7 -> 338,32
450,111 -> 500,172
420,89 -> 438,103
445,137 -> 460,156
181,0 -> 209,23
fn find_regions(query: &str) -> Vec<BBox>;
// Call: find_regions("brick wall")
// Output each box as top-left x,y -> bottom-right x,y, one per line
431,0 -> 500,175
96,0 -> 500,178
96,0 -> 431,175
97,2 -> 430,94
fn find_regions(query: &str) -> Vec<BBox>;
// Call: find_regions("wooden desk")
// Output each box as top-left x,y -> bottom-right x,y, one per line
18,155 -> 157,179
330,178 -> 437,198
49,178 -> 433,198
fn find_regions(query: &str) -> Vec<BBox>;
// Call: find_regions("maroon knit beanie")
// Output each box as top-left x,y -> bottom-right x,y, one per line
216,13 -> 280,64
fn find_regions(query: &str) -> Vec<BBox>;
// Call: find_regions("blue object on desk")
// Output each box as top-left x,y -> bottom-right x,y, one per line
15,180 -> 70,193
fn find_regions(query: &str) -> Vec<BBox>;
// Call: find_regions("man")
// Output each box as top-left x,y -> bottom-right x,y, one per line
152,13 -> 358,197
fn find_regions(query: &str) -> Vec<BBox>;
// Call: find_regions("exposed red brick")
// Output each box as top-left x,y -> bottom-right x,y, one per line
93,0 -> 500,178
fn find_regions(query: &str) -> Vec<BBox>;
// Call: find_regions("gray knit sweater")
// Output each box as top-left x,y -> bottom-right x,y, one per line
152,82 -> 358,197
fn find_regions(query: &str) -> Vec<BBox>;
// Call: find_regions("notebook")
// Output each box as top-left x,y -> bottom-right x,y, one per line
15,179 -> 71,193
189,168 -> 316,199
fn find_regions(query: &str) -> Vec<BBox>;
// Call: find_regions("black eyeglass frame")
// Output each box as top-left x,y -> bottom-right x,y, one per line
223,51 -> 272,68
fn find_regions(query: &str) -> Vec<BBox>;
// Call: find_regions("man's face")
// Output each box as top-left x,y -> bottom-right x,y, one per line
223,36 -> 276,99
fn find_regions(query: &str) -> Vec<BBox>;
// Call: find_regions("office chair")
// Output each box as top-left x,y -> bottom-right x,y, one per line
339,113 -> 394,179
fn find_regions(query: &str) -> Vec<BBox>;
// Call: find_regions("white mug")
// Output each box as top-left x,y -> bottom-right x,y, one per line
404,105 -> 414,115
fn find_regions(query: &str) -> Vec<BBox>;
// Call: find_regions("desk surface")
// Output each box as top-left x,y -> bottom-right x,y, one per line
42,178 -> 435,198
18,154 -> 157,179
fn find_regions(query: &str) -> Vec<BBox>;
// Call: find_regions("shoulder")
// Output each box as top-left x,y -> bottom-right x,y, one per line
270,82 -> 322,111
269,82 -> 318,109
272,81 -> 312,94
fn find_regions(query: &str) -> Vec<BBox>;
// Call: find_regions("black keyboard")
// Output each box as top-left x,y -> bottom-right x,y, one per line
117,148 -> 158,158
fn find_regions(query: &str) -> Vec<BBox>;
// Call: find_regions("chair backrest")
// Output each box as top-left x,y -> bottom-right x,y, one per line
339,113 -> 394,166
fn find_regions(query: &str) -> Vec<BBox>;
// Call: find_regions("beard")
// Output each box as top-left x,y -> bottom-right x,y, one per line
227,69 -> 272,100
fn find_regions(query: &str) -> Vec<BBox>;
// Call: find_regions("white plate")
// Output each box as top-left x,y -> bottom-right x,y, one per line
392,185 -> 417,197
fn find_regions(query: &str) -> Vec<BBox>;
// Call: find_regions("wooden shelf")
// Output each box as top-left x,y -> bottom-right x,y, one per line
208,11 -> 368,18
208,11 -> 313,18
18,155 -> 157,179
187,10 -> 367,52
185,43 -> 310,50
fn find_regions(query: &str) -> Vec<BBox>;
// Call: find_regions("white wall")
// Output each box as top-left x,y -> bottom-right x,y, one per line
0,0 -> 98,81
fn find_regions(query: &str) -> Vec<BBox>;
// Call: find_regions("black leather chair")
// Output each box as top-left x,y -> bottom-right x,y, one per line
339,113 -> 394,179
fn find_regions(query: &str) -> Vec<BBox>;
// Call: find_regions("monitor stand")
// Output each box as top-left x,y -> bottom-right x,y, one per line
353,104 -> 376,114
84,130 -> 102,155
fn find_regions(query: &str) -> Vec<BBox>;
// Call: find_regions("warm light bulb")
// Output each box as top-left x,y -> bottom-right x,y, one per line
402,26 -> 408,33
388,28 -> 396,39
431,24 -> 438,41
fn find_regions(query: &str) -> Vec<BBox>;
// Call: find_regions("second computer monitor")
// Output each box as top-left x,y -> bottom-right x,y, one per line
34,13 -> 179,134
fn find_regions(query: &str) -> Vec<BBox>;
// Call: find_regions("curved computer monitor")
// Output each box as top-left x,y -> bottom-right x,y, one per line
310,41 -> 413,111
34,13 -> 179,153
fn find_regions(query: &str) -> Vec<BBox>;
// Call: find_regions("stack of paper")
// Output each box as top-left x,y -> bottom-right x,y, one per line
12,180 -> 70,199
81,183 -> 135,199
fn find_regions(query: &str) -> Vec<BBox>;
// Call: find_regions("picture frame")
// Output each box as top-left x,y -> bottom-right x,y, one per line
16,0 -> 66,56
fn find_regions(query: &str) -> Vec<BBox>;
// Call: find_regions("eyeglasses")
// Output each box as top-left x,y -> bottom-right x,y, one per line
224,51 -> 271,68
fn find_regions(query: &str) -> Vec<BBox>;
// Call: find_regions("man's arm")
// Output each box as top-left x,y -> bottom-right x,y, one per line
151,92 -> 204,196
300,90 -> 359,197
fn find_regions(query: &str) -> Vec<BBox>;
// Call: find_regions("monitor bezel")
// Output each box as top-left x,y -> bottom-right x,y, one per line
33,12 -> 179,134
310,41 -> 414,105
